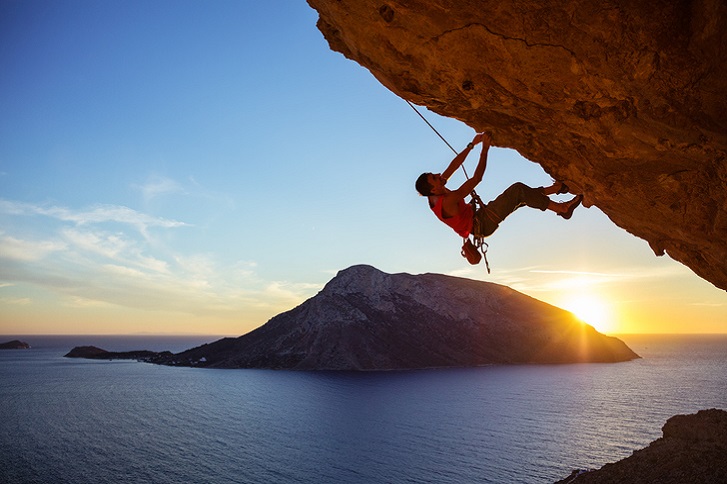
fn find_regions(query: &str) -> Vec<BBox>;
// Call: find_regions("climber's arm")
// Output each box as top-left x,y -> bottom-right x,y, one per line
449,133 -> 491,200
441,132 -> 486,180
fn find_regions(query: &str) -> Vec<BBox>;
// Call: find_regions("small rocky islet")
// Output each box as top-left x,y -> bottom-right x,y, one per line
0,340 -> 31,350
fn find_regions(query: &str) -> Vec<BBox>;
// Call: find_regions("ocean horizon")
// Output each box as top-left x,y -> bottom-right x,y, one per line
2,333 -> 726,483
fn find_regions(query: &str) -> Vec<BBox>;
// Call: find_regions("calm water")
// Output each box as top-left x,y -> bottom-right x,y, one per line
1,334 -> 726,484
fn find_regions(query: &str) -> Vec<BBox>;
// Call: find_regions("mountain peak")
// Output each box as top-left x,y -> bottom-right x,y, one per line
159,265 -> 639,370
326,264 -> 387,291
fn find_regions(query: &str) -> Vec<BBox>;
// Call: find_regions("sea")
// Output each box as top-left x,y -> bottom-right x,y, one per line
1,334 -> 726,484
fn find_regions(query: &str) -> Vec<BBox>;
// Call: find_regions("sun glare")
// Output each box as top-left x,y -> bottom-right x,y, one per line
562,295 -> 613,334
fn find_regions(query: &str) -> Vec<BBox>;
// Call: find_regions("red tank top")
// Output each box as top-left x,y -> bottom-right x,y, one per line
430,196 -> 473,238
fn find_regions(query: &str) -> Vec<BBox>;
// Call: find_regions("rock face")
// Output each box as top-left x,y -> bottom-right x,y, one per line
158,265 -> 638,370
306,0 -> 727,290
0,340 -> 30,349
556,408 -> 727,484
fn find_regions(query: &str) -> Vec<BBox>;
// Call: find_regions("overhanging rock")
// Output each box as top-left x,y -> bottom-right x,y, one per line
307,0 -> 727,290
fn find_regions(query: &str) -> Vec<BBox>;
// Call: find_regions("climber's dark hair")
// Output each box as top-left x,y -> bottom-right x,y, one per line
415,172 -> 434,196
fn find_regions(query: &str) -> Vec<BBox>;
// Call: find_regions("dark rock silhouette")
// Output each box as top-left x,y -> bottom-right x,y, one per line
154,265 -> 638,370
0,340 -> 30,349
64,346 -> 169,361
306,0 -> 727,291
556,408 -> 727,484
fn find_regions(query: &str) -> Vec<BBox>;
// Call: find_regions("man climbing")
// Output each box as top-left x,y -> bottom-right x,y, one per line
415,132 -> 582,250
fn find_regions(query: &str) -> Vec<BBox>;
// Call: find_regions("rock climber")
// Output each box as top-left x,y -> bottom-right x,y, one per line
415,132 -> 582,243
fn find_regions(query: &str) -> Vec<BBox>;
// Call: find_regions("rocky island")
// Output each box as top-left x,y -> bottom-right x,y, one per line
65,345 -> 170,361
150,265 -> 637,370
0,340 -> 31,350
556,408 -> 727,484
65,266 -> 637,370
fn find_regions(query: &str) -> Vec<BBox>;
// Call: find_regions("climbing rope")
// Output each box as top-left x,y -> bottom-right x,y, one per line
405,100 -> 471,179
405,100 -> 458,155
405,99 -> 490,273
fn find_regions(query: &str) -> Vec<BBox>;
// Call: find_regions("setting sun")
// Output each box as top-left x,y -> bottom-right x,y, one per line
562,295 -> 613,334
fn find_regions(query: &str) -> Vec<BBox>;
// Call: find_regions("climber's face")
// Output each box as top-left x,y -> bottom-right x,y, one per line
428,173 -> 446,194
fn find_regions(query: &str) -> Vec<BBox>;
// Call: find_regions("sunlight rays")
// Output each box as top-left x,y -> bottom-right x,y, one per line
561,294 -> 613,334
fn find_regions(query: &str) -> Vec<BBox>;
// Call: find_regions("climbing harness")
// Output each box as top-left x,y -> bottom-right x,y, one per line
406,99 -> 491,273
466,192 -> 491,274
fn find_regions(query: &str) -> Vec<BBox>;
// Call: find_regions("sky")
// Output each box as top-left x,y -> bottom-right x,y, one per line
1,0 -> 725,337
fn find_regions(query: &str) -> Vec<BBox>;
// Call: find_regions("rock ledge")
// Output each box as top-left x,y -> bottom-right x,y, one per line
556,408 -> 727,484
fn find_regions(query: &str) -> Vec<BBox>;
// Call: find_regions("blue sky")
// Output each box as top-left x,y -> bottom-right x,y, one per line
1,0 -> 725,336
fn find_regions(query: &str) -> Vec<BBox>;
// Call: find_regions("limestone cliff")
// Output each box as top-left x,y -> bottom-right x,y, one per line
156,265 -> 638,370
306,0 -> 727,290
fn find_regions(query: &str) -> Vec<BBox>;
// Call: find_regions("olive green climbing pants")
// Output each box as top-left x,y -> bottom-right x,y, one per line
473,182 -> 550,237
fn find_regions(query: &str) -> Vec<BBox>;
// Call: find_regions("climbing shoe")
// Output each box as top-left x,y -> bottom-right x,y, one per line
557,194 -> 583,220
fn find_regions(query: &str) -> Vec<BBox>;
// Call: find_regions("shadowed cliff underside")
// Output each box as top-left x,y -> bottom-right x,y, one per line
307,0 -> 727,290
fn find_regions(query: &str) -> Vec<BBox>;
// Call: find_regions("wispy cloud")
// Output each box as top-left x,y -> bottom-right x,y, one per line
58,227 -> 172,275
0,199 -> 188,238
485,264 -> 690,294
61,228 -> 129,259
135,175 -> 184,203
530,266 -> 688,280
0,233 -> 67,261
689,302 -> 725,307
63,296 -> 115,308
530,269 -> 623,277
0,296 -> 31,305
0,196 -> 321,328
